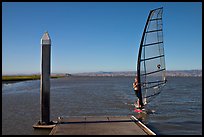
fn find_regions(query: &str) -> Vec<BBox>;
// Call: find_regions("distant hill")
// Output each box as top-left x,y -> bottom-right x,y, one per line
72,70 -> 202,77
165,70 -> 202,77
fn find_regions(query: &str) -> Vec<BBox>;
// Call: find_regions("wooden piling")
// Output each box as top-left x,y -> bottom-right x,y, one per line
33,32 -> 54,128
40,31 -> 51,124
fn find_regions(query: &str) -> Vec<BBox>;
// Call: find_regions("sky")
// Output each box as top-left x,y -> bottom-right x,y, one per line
2,2 -> 202,75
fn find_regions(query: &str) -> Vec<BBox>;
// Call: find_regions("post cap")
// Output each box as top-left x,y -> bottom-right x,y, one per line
41,31 -> 51,45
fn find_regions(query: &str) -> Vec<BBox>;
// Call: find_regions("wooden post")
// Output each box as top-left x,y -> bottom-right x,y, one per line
40,31 -> 51,125
33,32 -> 56,128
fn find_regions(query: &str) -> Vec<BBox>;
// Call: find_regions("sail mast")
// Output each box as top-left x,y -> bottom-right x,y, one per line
136,9 -> 155,107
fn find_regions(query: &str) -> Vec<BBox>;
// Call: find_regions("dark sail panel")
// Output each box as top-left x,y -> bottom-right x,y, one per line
137,7 -> 167,106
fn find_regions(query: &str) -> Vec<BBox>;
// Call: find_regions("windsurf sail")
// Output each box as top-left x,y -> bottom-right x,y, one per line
135,7 -> 167,107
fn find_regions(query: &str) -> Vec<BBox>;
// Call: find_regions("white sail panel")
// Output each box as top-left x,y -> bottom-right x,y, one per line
137,7 -> 166,105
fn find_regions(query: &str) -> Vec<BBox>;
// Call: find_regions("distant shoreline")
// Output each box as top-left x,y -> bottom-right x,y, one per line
72,70 -> 202,77
2,75 -> 65,84
2,71 -> 202,84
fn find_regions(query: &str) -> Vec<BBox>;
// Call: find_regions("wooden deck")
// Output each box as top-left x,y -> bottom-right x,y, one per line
49,115 -> 156,135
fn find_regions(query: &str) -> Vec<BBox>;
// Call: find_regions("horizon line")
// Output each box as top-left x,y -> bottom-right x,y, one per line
2,69 -> 202,76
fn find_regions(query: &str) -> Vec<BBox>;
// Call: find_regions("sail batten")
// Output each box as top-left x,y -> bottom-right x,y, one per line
141,68 -> 165,76
141,55 -> 164,62
149,18 -> 162,21
135,7 -> 167,107
143,41 -> 163,47
146,29 -> 162,33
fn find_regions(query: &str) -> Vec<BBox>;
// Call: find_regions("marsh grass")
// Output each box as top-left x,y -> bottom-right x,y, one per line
2,75 -> 64,81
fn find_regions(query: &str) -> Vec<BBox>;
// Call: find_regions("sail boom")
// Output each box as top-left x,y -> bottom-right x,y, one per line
144,91 -> 161,99
143,82 -> 166,90
142,80 -> 166,84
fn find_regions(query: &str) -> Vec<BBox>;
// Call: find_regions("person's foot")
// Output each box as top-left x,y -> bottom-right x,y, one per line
134,108 -> 143,113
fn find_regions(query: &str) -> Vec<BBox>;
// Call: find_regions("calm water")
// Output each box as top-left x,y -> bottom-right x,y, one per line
2,76 -> 202,135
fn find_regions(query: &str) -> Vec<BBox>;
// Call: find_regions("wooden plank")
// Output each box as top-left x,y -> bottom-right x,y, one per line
49,115 -> 155,135
108,116 -> 147,135
131,116 -> 156,135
